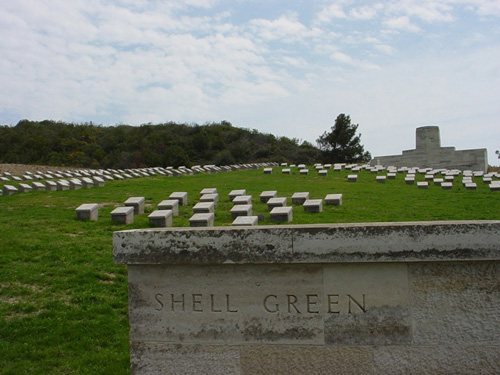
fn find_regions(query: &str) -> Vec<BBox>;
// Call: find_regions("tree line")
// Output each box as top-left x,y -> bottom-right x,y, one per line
0,120 -> 322,168
0,115 -> 371,169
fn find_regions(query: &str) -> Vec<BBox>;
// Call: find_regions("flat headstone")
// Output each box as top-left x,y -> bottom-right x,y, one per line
291,192 -> 310,205
3,184 -> 18,196
232,195 -> 252,205
200,188 -> 217,196
148,210 -> 173,227
111,206 -> 135,224
189,213 -> 214,227
325,194 -> 342,206
433,178 -> 444,186
76,203 -> 99,221
465,183 -> 477,190
417,182 -> 429,189
157,200 -> 179,216
69,179 -> 82,190
318,170 -> 327,176
299,169 -> 309,175
229,190 -> 246,201
387,173 -> 396,179
441,182 -> 453,190
347,175 -> 358,182
260,191 -> 277,203
57,180 -> 70,191
376,176 -> 386,183
230,204 -> 252,219
303,199 -> 323,213
45,181 -> 57,191
269,206 -> 293,222
489,183 -> 500,192
169,192 -> 188,206
125,197 -> 145,215
93,177 -> 105,187
32,182 -> 46,191
200,193 -> 219,206
263,168 -> 273,174
193,202 -> 215,214
267,197 -> 287,211
282,168 -> 291,174
405,177 -> 415,185
81,177 -> 94,188
18,183 -> 32,193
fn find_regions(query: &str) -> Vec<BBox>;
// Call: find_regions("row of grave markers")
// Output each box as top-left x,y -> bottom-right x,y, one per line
0,163 -> 276,196
76,188 -> 343,227
263,163 -> 500,191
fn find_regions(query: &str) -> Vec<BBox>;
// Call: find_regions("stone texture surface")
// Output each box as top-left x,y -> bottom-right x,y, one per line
240,345 -> 374,375
115,222 -> 500,374
131,342 -> 241,375
410,261 -> 500,346
373,345 -> 500,375
127,264 -> 324,344
113,221 -> 500,265
324,263 -> 410,346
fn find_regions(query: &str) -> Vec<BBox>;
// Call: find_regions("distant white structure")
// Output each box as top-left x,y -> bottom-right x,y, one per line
371,126 -> 488,171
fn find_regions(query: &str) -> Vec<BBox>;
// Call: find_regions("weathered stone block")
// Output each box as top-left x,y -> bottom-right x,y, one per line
267,197 -> 287,211
270,207 -> 292,222
230,204 -> 252,219
229,190 -> 246,201
259,191 -> 277,203
125,197 -> 145,215
169,192 -> 188,206
303,199 -> 323,213
3,184 -> 18,195
232,216 -> 258,226
325,194 -> 342,206
200,193 -> 219,206
291,192 -> 309,205
193,202 -> 215,214
76,203 -> 99,221
18,183 -> 32,193
232,195 -> 252,205
189,213 -> 214,227
200,188 -> 217,196
148,210 -> 173,228
157,200 -> 179,216
111,206 -> 134,224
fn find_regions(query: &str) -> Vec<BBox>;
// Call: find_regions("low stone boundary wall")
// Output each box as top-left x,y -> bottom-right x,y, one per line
113,221 -> 500,375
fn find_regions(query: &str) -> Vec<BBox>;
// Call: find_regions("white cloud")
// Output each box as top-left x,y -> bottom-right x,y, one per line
350,5 -> 379,20
383,16 -> 421,32
315,3 -> 347,24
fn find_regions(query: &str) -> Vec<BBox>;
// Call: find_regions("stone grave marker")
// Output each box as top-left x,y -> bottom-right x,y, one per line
158,200 -> 179,216
76,203 -> 99,221
111,206 -> 135,224
125,197 -> 145,215
148,210 -> 173,227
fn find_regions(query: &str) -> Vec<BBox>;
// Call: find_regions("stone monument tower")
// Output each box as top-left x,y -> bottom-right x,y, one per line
371,126 -> 488,171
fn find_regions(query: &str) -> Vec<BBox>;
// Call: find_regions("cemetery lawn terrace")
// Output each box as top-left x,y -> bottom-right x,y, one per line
1,167 -> 499,374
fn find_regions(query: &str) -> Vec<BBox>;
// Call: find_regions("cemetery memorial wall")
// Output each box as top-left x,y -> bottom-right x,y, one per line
371,126 -> 488,172
114,221 -> 500,375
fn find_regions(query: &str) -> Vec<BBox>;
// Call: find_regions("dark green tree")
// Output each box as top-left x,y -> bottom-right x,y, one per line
316,114 -> 371,163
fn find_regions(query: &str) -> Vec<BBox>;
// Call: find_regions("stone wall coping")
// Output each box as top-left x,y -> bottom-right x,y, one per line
113,220 -> 500,265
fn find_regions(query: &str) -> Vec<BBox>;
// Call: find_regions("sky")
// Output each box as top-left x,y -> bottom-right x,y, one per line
1,0 -> 499,165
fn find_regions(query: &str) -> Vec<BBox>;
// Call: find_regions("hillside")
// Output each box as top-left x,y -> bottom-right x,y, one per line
0,120 -> 320,169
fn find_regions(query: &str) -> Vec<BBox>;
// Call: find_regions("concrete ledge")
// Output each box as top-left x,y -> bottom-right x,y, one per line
113,221 -> 500,265
114,221 -> 500,375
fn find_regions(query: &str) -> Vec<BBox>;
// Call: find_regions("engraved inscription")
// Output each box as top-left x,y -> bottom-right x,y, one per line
154,292 -> 366,314
154,293 -> 239,313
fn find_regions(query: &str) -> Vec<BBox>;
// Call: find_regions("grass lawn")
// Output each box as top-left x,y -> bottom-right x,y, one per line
1,167 -> 499,374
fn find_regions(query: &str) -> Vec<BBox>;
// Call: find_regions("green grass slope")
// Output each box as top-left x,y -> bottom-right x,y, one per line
1,167 -> 499,374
